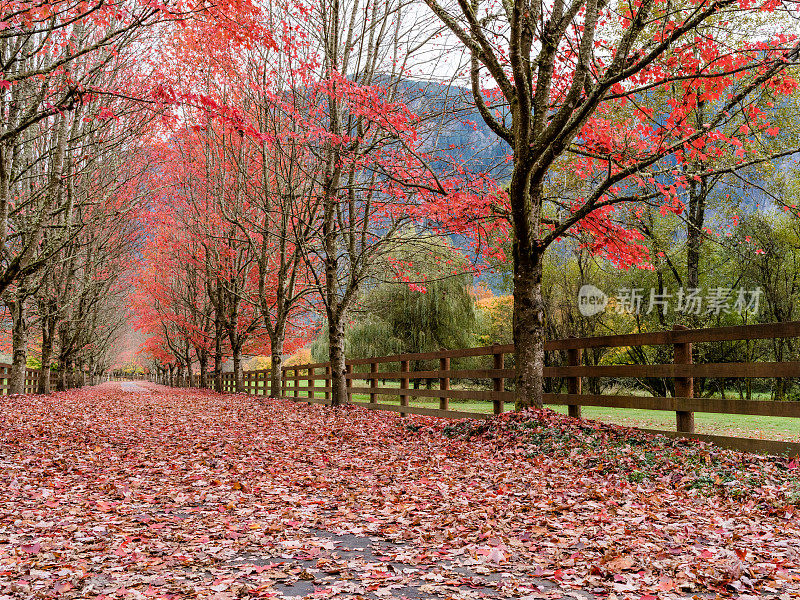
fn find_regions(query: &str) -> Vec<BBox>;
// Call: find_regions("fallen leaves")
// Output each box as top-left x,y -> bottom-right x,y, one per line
20,542 -> 41,555
0,382 -> 798,600
603,555 -> 635,572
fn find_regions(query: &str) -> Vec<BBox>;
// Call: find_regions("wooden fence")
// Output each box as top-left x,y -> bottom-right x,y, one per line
178,371 -> 268,393
0,365 -> 112,392
0,364 -> 41,394
276,322 -> 800,455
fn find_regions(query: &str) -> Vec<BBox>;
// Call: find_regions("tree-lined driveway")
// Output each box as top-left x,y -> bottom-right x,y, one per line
0,383 -> 797,599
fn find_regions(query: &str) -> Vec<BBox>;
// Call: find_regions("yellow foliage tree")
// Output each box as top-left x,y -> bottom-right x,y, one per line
476,294 -> 513,346
245,356 -> 272,371
285,347 -> 313,366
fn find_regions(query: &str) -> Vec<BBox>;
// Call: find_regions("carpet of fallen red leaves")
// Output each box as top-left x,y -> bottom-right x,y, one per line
1,383 -> 799,600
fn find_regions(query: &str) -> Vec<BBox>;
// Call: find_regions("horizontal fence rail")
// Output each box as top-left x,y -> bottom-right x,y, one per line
266,322 -> 800,456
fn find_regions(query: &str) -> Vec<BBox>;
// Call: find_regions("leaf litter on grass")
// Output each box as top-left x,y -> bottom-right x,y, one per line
0,383 -> 797,600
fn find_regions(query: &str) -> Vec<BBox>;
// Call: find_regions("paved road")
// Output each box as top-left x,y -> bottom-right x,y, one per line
118,381 -> 150,393
0,385 -> 767,599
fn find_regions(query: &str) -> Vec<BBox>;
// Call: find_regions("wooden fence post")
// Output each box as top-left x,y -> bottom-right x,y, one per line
308,367 -> 314,401
281,367 -> 286,398
293,367 -> 299,399
400,360 -> 409,417
370,362 -> 378,405
674,324 -> 695,433
439,356 -> 450,410
493,347 -> 504,414
567,342 -> 582,418
325,366 -> 331,403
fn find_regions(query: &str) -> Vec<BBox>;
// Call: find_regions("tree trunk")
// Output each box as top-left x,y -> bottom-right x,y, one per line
226,297 -> 245,392
9,299 -> 27,395
513,241 -> 546,409
328,315 -> 348,406
75,360 -> 84,388
64,358 -> 73,389
233,348 -> 244,392
270,347 -> 284,398
214,327 -> 223,392
321,112 -> 348,407
37,349 -> 51,394
56,359 -> 66,391
186,360 -> 194,388
269,322 -> 286,398
199,351 -> 208,388
686,176 -> 707,290
686,104 -> 708,291
37,316 -> 54,394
